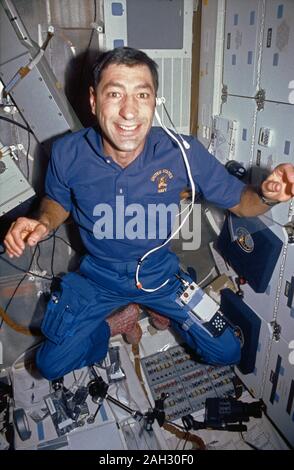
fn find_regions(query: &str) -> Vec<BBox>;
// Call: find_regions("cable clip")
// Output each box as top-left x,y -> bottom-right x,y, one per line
156,97 -> 166,106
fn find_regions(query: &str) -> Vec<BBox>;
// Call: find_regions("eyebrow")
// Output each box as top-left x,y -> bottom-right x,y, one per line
101,81 -> 154,93
134,82 -> 154,92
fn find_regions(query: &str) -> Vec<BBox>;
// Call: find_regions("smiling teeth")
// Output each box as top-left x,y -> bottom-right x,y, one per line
119,125 -> 137,131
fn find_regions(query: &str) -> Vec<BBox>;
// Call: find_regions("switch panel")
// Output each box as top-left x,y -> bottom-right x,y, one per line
141,345 -> 235,421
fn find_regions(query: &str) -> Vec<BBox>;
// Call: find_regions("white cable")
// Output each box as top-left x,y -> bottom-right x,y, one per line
198,267 -> 217,287
135,101 -> 196,292
204,208 -> 221,236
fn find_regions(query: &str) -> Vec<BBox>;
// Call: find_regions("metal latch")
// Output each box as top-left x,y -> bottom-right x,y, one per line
284,221 -> 294,244
221,84 -> 228,104
270,321 -> 281,342
255,89 -> 265,111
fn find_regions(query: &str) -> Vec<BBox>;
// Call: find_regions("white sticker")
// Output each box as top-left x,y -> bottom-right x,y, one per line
45,396 -> 56,415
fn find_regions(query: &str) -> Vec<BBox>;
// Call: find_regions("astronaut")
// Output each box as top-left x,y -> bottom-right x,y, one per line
4,47 -> 294,380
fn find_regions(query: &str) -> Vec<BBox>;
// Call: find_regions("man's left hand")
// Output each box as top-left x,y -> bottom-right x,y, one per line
261,163 -> 294,202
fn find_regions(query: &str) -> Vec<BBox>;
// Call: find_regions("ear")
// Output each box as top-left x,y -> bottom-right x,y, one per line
89,86 -> 97,115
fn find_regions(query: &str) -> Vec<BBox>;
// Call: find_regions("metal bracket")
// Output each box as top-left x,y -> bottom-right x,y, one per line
0,142 -> 12,159
91,21 -> 104,34
270,321 -> 281,342
2,0 -> 35,49
221,84 -> 228,104
255,89 -> 265,111
284,221 -> 294,244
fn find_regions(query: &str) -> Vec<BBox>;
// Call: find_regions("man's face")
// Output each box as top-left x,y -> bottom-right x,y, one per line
90,63 -> 156,166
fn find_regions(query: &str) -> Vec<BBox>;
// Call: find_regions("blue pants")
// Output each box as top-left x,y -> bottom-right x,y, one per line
36,253 -> 241,380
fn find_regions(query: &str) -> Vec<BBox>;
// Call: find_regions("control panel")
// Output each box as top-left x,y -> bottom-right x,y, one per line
141,345 -> 235,421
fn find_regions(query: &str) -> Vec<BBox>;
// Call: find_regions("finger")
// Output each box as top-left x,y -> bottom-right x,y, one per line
3,239 -> 15,257
3,232 -> 26,257
276,163 -> 294,182
3,239 -> 23,258
9,218 -> 32,250
283,166 -> 294,191
276,165 -> 294,196
26,223 -> 49,246
4,218 -> 38,255
263,180 -> 281,194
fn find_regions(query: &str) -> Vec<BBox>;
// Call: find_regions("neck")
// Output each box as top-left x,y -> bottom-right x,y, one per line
102,139 -> 145,168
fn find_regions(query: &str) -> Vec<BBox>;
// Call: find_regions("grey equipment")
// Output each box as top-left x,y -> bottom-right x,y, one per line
0,0 -> 81,144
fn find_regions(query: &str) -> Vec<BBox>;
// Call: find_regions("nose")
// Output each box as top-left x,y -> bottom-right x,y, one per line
119,96 -> 138,120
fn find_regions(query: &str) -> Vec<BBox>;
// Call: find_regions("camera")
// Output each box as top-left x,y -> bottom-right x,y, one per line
182,397 -> 265,433
205,397 -> 264,428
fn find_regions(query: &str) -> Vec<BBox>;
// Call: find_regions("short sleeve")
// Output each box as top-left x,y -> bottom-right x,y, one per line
189,138 -> 245,209
45,140 -> 72,212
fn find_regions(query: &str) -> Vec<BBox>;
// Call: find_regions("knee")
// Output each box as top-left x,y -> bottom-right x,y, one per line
213,332 -> 241,365
199,328 -> 241,366
35,344 -> 65,381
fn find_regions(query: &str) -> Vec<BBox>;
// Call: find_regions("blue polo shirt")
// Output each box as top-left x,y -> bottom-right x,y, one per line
45,126 -> 245,262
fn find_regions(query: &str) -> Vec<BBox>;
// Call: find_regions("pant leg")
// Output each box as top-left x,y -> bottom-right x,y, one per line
36,274 -> 125,380
36,318 -> 111,380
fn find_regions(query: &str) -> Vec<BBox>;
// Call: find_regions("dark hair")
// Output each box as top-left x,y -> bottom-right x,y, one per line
92,47 -> 159,92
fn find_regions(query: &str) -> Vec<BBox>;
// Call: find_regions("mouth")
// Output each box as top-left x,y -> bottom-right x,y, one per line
115,123 -> 141,135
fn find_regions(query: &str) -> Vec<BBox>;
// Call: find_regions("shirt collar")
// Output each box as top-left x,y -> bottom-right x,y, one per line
83,126 -> 163,168
84,126 -> 106,159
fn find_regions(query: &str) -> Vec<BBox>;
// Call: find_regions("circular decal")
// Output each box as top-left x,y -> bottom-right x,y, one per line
235,227 -> 254,253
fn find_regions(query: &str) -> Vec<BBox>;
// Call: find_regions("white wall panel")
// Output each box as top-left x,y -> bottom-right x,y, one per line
274,243 -> 294,345
223,0 -> 263,97
199,0 -> 294,447
197,0 -> 219,146
220,95 -> 256,169
262,337 -> 294,447
261,0 -> 294,103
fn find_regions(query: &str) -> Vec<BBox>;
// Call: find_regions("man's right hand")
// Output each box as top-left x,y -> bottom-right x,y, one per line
3,217 -> 50,258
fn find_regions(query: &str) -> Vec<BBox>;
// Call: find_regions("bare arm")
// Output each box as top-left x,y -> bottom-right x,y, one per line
230,163 -> 294,217
4,197 -> 69,258
37,197 -> 70,232
229,185 -> 273,217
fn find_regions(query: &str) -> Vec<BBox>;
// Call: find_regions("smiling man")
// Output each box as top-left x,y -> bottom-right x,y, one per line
4,47 -> 294,380
90,62 -> 156,167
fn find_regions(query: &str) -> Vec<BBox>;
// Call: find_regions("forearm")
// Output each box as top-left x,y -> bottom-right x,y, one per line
37,197 -> 70,231
229,185 -> 273,217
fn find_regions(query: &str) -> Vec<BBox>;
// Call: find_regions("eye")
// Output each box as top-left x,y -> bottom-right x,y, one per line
108,91 -> 121,98
137,92 -> 149,99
